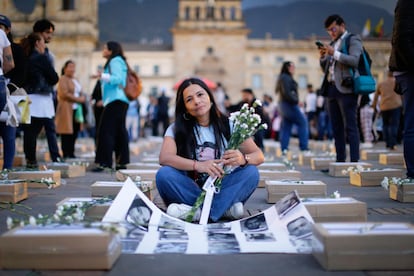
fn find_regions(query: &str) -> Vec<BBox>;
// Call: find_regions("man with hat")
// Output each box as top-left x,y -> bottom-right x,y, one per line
0,14 -> 15,111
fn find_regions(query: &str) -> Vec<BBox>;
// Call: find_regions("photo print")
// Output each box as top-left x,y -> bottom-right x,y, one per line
286,216 -> 313,239
240,213 -> 268,232
207,232 -> 240,254
125,198 -> 153,231
275,191 -> 300,218
245,232 -> 276,242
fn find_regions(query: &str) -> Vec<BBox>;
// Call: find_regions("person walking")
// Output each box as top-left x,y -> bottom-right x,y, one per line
304,84 -> 317,139
156,78 -> 264,222
389,0 -> 414,179
93,41 -> 130,171
275,61 -> 309,153
21,32 -> 60,168
317,14 -> 362,162
55,60 -> 86,159
0,14 -> 16,170
371,71 -> 402,151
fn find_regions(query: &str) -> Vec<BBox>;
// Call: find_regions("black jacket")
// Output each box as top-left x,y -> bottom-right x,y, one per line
389,0 -> 414,72
25,50 -> 58,94
276,73 -> 299,105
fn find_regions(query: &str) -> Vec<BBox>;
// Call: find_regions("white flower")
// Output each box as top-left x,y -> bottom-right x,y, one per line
6,217 -> 13,229
381,177 -> 389,190
29,216 -> 37,226
333,191 -> 341,198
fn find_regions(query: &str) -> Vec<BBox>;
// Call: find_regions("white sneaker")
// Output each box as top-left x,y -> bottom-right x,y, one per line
223,202 -> 244,220
361,142 -> 373,148
167,203 -> 200,221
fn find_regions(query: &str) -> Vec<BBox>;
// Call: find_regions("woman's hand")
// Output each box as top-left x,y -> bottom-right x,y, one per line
222,149 -> 245,167
195,160 -> 224,178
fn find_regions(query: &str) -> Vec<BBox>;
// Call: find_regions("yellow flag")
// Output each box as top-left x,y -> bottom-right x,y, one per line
374,18 -> 384,37
361,19 -> 371,37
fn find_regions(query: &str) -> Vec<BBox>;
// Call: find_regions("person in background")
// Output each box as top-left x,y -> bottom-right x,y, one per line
93,41 -> 130,171
371,71 -> 402,151
21,32 -> 60,168
214,82 -> 228,115
358,94 -> 375,148
157,90 -> 170,136
262,94 -> 277,139
304,84 -> 317,139
55,60 -> 86,159
0,14 -> 14,112
389,0 -> 414,180
315,89 -> 332,141
90,79 -> 103,144
318,14 -> 362,162
156,78 -> 264,222
275,61 -> 309,153
0,14 -> 16,170
126,98 -> 140,142
146,92 -> 159,136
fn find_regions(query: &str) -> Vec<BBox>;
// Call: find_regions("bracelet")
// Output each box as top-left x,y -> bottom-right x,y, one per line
241,154 -> 249,167
193,160 -> 197,171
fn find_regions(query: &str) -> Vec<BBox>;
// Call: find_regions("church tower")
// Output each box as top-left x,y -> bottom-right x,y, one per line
171,0 -> 249,97
1,0 -> 98,89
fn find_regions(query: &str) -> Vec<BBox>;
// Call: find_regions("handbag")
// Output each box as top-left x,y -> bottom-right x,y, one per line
0,83 -> 31,126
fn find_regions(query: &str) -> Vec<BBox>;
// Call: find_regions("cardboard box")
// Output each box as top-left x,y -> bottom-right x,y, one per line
312,222 -> 414,270
12,154 -> 26,167
328,162 -> 373,177
257,162 -> 287,170
389,182 -> 414,203
56,197 -> 113,220
126,162 -> 161,170
7,170 -> 61,188
299,152 -> 335,166
91,180 -> 154,200
379,152 -> 405,166
43,163 -> 86,178
310,157 -> 335,171
349,168 -> 404,187
258,169 -> 302,188
0,180 -> 28,203
0,225 -> 121,270
265,180 -> 326,203
360,149 -> 389,161
115,169 -> 157,182
303,197 -> 367,222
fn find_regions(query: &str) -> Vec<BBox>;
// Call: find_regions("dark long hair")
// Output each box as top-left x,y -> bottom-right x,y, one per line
103,41 -> 126,69
280,61 -> 293,76
174,77 -> 230,159
20,32 -> 42,57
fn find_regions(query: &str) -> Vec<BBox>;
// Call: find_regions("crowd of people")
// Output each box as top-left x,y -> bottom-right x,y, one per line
1,2 -> 413,222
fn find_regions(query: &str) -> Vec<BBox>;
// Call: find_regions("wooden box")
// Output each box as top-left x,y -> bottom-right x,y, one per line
389,182 -> 414,203
0,180 -> 28,203
126,162 -> 161,170
349,168 -> 404,187
115,169 -> 157,182
328,162 -> 372,177
312,222 -> 414,270
265,180 -> 326,203
258,169 -> 302,188
56,197 -> 113,220
43,163 -> 86,178
360,149 -> 389,161
310,157 -> 335,171
303,197 -> 367,222
91,180 -> 154,200
379,152 -> 405,166
0,225 -> 121,270
257,162 -> 287,170
7,170 -> 61,188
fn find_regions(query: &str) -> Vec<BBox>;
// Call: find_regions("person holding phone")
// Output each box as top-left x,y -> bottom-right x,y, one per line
318,14 -> 363,163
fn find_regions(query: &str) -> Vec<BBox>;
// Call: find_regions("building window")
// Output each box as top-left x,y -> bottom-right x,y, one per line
134,65 -> 140,74
195,7 -> 200,19
252,74 -> 262,89
206,6 -> 215,19
150,86 -> 158,96
253,56 -> 261,65
298,56 -> 307,64
298,74 -> 308,89
185,7 -> 190,20
275,56 -> 284,64
62,0 -> 75,10
153,65 -> 159,75
220,7 -> 226,20
230,7 -> 236,20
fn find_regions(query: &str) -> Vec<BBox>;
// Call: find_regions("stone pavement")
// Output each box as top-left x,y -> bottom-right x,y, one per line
0,137 -> 413,275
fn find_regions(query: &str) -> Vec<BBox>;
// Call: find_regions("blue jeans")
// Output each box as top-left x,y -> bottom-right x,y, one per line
327,83 -> 360,162
278,101 -> 308,151
0,122 -> 16,169
395,72 -> 414,178
317,110 -> 333,140
156,165 -> 259,222
0,76 -> 6,112
381,107 -> 401,149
